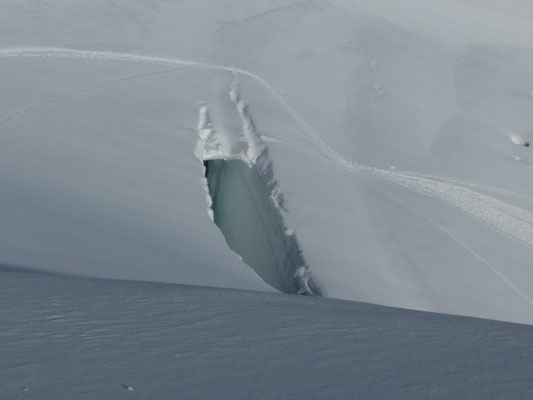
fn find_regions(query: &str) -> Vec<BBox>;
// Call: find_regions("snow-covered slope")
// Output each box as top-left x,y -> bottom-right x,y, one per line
3,270 -> 533,399
2,1 -> 533,323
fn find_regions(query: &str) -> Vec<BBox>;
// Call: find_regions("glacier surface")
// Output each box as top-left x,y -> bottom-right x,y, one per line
1,0 -> 533,324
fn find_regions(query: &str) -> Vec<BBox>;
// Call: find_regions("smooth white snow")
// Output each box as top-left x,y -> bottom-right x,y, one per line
1,0 -> 533,324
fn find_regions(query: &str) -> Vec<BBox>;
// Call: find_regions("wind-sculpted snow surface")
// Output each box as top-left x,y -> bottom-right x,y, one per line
3,271 -> 533,399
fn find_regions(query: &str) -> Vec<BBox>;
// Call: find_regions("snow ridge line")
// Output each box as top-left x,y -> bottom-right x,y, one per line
2,47 -> 533,249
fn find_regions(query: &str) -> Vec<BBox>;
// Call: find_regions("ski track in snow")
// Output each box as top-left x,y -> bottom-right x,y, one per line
0,66 -> 192,125
379,188 -> 533,308
2,47 -> 533,251
439,224 -> 533,308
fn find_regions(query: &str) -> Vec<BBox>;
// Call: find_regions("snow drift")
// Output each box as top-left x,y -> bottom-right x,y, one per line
3,270 -> 533,399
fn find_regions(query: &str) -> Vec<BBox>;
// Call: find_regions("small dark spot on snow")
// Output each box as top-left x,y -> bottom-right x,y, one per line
524,142 -> 530,147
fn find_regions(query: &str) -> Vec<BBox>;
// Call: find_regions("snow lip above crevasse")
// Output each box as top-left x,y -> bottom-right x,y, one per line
196,80 -> 321,295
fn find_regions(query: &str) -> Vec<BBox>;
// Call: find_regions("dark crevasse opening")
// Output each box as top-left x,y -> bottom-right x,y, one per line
204,159 -> 320,295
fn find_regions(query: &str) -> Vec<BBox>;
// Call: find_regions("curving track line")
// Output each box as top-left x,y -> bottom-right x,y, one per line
0,66 -> 191,125
2,47 -> 533,250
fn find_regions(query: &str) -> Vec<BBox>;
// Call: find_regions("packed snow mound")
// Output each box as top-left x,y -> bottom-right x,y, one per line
2,271 -> 533,399
1,0 -> 533,323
